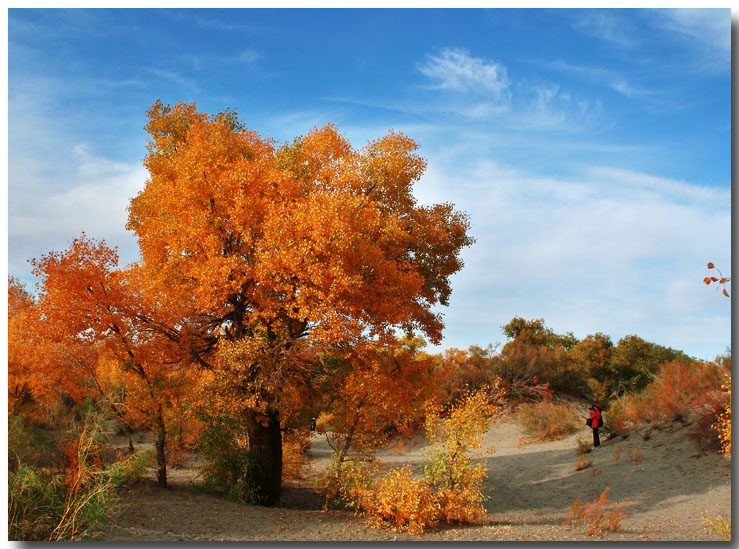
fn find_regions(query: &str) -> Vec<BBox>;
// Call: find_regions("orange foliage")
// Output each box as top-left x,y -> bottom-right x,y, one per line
128,100 -> 473,351
340,385 -> 502,534
431,345 -> 496,402
357,466 -> 440,534
609,359 -> 727,430
564,488 -> 630,536
713,379 -> 731,455
30,236 -> 199,486
8,277 -> 41,413
21,100 -> 473,499
319,337 -> 436,460
128,100 -> 472,499
704,262 -> 730,298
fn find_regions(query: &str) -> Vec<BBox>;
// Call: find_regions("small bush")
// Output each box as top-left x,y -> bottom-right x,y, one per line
423,384 -> 503,525
690,388 -> 729,451
316,454 -> 377,511
517,400 -> 579,441
358,466 -> 440,534
574,455 -> 593,471
610,360 -> 726,431
575,437 -> 591,456
195,413 -> 258,503
603,399 -> 628,435
564,487 -> 630,536
627,448 -> 643,468
327,384 -> 503,534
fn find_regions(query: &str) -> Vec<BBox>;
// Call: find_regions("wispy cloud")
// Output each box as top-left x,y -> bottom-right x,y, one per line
418,158 -> 730,358
237,49 -> 262,63
419,47 -> 511,97
416,47 -> 512,118
516,82 -> 603,132
568,9 -> 730,74
159,10 -> 273,34
145,67 -> 200,92
570,10 -> 638,50
524,58 -> 676,112
416,48 -> 601,132
184,48 -> 263,72
655,8 -> 730,55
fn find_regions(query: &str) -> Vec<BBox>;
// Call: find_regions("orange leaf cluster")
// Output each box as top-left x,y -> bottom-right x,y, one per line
704,262 -> 730,298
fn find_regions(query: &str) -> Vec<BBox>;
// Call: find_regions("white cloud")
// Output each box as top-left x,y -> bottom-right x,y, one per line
415,49 -> 603,132
419,47 -> 511,98
417,157 -> 731,359
522,58 -> 672,112
9,146 -> 146,278
237,49 -> 262,63
416,48 -> 512,119
570,10 -> 637,50
655,8 -> 730,55
146,67 -> 200,92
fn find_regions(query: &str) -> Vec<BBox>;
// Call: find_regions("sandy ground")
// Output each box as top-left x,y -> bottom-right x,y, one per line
95,412 -> 731,541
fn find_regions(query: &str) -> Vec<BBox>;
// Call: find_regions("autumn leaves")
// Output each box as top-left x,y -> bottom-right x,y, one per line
14,100 -> 474,503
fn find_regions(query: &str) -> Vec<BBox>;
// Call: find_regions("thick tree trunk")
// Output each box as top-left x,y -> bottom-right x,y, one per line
247,410 -> 282,506
155,411 -> 167,488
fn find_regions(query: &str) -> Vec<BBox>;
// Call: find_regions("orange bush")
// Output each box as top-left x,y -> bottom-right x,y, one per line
690,388 -> 729,451
564,488 -> 630,536
423,383 -> 503,525
340,385 -> 503,533
356,466 -> 440,534
610,359 -> 727,431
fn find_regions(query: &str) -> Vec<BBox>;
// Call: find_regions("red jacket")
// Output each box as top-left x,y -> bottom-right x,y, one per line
590,407 -> 601,427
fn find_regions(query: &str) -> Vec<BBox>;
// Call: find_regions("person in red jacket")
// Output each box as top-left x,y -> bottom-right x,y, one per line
590,404 -> 602,449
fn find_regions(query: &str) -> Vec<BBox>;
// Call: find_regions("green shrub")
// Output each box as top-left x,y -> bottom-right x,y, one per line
316,453 -> 378,511
8,414 -> 61,471
8,406 -> 152,541
8,463 -> 66,540
195,413 -> 259,503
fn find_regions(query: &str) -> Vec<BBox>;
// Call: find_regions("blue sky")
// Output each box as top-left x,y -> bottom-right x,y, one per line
7,8 -> 732,360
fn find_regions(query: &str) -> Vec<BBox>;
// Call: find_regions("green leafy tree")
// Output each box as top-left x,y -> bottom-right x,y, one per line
606,335 -> 692,398
502,317 -> 579,351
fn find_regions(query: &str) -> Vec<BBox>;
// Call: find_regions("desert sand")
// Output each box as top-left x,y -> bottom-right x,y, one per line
96,410 -> 731,541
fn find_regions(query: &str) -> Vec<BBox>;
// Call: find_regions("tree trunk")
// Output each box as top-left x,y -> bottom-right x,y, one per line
155,411 -> 167,488
247,410 -> 282,506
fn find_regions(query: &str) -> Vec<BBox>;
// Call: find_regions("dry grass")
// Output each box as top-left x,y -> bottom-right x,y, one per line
627,448 -> 643,468
574,455 -> 593,471
564,487 -> 631,536
517,400 -> 579,442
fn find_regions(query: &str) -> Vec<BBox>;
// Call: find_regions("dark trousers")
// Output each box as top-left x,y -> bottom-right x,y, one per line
592,427 -> 600,447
